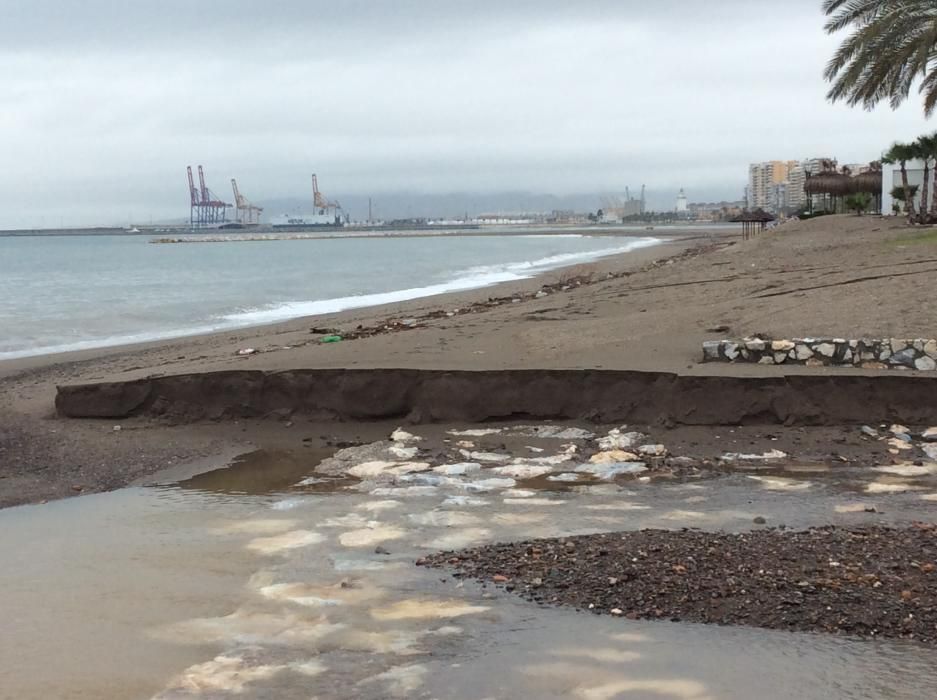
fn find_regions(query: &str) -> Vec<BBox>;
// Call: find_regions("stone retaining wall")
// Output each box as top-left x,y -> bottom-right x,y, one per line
703,338 -> 937,370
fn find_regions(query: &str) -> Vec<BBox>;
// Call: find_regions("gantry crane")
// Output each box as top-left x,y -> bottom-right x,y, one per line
185,165 -> 230,227
231,178 -> 263,225
312,173 -> 344,217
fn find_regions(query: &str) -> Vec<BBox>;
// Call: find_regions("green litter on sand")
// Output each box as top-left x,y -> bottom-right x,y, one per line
320,335 -> 343,344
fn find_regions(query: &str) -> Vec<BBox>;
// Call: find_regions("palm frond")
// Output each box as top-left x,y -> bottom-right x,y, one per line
823,0 -> 937,114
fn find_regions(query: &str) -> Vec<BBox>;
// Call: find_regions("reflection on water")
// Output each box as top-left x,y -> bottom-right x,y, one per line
172,449 -> 357,496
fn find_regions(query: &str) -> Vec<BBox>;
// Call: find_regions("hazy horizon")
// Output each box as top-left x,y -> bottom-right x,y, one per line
2,0 -> 932,229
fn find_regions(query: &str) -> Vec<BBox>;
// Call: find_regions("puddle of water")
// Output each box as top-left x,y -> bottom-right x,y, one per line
422,597 -> 937,700
0,488 -> 262,700
3,441 -> 937,700
173,449 -> 322,495
172,448 -> 359,496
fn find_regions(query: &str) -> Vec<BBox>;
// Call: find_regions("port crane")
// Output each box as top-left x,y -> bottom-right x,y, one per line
185,165 -> 230,227
312,174 -> 344,218
231,178 -> 263,225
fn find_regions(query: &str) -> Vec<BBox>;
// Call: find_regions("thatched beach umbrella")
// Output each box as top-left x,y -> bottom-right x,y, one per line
851,169 -> 883,212
731,209 -> 776,240
805,170 -> 853,213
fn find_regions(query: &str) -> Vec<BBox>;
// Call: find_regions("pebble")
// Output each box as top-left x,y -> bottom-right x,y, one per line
421,525 -> 937,644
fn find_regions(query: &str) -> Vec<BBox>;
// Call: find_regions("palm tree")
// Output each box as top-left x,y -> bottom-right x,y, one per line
883,142 -> 917,219
911,136 -> 934,217
917,133 -> 937,218
823,1 -> 937,115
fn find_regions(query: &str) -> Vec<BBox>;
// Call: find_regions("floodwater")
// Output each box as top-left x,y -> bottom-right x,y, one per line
2,426 -> 937,700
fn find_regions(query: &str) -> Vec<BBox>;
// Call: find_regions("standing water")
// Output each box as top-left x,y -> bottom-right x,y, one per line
1,426 -> 936,699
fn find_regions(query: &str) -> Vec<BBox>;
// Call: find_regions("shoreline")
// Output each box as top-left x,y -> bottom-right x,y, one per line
0,233 -> 698,377
4,215 -> 937,508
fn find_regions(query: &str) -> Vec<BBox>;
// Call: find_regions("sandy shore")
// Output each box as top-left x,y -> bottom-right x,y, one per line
2,215 -> 935,507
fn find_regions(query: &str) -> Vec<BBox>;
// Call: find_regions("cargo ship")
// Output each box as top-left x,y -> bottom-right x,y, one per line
271,212 -> 344,229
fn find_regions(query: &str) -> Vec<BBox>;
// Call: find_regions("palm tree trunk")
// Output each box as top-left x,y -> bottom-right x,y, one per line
901,161 -> 916,219
922,161 -> 931,221
931,159 -> 937,218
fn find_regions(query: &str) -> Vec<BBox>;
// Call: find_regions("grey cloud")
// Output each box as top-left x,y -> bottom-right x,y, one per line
0,1 -> 931,228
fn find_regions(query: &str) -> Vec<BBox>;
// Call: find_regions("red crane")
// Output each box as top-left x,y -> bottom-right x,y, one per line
185,165 -> 231,228
187,166 -> 200,207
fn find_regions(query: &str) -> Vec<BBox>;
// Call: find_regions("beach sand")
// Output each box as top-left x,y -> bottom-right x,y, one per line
1,215 -> 934,506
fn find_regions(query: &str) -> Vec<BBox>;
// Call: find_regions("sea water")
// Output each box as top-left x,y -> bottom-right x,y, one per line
0,232 -> 658,359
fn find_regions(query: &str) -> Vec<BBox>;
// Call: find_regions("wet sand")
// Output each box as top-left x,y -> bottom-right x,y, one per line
2,216 -> 936,506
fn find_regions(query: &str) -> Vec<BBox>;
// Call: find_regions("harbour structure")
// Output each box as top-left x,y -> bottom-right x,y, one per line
186,166 -> 231,228
312,174 -> 345,219
270,173 -> 346,228
231,179 -> 263,225
675,189 -> 688,214
601,186 -> 646,221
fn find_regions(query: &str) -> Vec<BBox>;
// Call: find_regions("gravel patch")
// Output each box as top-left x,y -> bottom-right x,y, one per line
420,525 -> 937,644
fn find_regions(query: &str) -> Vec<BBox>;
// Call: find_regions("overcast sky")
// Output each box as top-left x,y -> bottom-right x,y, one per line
1,0 -> 932,228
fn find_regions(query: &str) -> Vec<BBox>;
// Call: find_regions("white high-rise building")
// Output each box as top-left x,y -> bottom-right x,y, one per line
675,189 -> 688,213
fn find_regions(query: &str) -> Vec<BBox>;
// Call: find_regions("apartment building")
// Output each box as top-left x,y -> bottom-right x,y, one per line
748,158 -> 834,214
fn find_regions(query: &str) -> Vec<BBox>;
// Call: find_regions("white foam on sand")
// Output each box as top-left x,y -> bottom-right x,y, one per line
425,528 -> 492,550
371,599 -> 490,621
215,239 -> 661,329
246,530 -> 324,555
339,525 -> 407,547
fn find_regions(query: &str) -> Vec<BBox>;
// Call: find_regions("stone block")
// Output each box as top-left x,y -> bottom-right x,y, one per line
889,348 -> 917,368
702,341 -> 722,362
794,344 -> 813,361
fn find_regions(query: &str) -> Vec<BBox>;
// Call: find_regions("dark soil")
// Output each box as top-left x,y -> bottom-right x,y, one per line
420,525 -> 937,644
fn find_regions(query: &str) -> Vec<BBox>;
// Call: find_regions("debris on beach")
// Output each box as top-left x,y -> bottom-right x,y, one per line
720,449 -> 788,462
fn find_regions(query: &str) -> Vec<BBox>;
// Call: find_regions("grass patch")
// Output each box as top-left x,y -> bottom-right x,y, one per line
887,228 -> 937,247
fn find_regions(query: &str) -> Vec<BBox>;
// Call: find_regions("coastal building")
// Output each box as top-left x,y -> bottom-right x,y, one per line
748,158 -> 835,214
881,160 -> 928,215
600,187 -> 646,220
747,161 -> 797,212
687,200 -> 746,221
675,189 -> 688,214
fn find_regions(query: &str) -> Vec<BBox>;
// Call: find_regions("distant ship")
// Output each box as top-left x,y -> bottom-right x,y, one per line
271,213 -> 343,229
